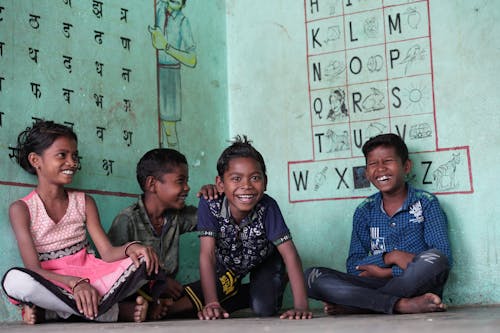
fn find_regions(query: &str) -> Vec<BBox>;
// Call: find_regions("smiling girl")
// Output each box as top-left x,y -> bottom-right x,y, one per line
2,120 -> 166,324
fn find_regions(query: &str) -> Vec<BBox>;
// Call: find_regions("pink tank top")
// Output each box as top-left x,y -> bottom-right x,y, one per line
22,190 -> 87,254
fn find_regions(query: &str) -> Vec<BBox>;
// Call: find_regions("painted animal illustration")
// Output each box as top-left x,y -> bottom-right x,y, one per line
325,129 -> 349,152
433,153 -> 460,190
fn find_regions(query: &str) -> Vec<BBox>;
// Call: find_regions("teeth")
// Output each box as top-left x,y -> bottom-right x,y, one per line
377,176 -> 389,181
237,194 -> 254,199
62,170 -> 74,175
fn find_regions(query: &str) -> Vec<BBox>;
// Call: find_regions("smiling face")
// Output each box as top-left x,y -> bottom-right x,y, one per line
152,163 -> 190,210
29,136 -> 79,186
216,157 -> 267,223
365,145 -> 411,197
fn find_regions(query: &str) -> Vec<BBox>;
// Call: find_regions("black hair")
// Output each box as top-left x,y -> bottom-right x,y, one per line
216,135 -> 267,179
362,133 -> 409,163
136,148 -> 188,192
16,120 -> 78,175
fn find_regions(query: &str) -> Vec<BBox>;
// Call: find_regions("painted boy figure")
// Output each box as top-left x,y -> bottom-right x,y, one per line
305,133 -> 452,314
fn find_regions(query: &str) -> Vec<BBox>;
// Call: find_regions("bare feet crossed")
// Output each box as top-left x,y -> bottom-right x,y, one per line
395,293 -> 447,314
324,293 -> 446,315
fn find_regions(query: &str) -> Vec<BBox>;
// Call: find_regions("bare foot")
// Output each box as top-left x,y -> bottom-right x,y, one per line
118,296 -> 149,322
394,293 -> 447,314
148,298 -> 173,320
324,302 -> 373,315
21,305 -> 44,325
134,296 -> 149,322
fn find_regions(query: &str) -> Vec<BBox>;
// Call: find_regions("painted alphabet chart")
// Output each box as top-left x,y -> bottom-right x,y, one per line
0,0 -> 157,194
289,0 -> 472,202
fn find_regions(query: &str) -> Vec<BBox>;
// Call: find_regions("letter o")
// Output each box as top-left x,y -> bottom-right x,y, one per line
349,56 -> 362,75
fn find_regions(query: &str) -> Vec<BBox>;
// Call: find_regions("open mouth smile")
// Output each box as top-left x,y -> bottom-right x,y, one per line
236,194 -> 256,202
376,175 -> 391,183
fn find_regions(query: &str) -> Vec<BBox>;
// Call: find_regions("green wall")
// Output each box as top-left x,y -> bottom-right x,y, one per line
0,0 -> 227,321
0,0 -> 499,322
226,0 -> 499,307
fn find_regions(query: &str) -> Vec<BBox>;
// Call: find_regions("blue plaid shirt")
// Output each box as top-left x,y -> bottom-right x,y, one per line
346,184 -> 452,277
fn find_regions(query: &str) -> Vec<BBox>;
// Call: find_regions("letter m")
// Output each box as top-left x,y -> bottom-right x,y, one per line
388,13 -> 401,35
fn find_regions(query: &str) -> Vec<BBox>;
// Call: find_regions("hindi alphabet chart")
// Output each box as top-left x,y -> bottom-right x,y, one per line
0,0 -> 157,194
288,0 -> 473,202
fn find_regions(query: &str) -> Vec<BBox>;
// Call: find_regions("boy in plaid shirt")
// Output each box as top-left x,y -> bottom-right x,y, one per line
305,133 -> 452,314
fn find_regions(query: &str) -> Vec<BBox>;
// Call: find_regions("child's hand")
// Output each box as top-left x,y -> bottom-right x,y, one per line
383,250 -> 415,270
196,184 -> 219,200
279,308 -> 313,320
126,243 -> 159,275
71,279 -> 101,320
357,264 -> 392,278
197,301 -> 229,320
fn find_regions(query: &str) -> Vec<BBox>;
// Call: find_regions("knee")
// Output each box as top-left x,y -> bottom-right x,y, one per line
250,298 -> 279,317
304,267 -> 325,290
249,282 -> 284,317
3,268 -> 37,301
415,249 -> 451,275
418,249 -> 449,266
304,267 -> 314,281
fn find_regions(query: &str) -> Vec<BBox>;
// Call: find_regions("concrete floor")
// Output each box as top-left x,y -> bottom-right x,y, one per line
1,306 -> 499,333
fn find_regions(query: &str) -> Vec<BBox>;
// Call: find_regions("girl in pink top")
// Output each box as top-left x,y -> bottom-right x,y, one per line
2,120 -> 165,324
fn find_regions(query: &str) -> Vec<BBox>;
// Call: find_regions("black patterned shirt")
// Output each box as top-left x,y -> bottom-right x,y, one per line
198,194 -> 292,277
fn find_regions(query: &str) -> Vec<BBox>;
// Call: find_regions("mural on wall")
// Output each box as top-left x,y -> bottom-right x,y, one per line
0,0 -> 157,194
288,0 -> 473,202
149,0 -> 197,148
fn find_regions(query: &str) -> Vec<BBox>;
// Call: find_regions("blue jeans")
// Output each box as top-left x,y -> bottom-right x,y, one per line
304,249 -> 450,314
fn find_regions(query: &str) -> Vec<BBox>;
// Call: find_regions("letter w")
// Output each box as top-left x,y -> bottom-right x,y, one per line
292,170 -> 309,191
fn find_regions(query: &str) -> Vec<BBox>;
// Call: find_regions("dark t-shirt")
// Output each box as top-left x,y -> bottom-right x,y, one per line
197,194 -> 292,277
